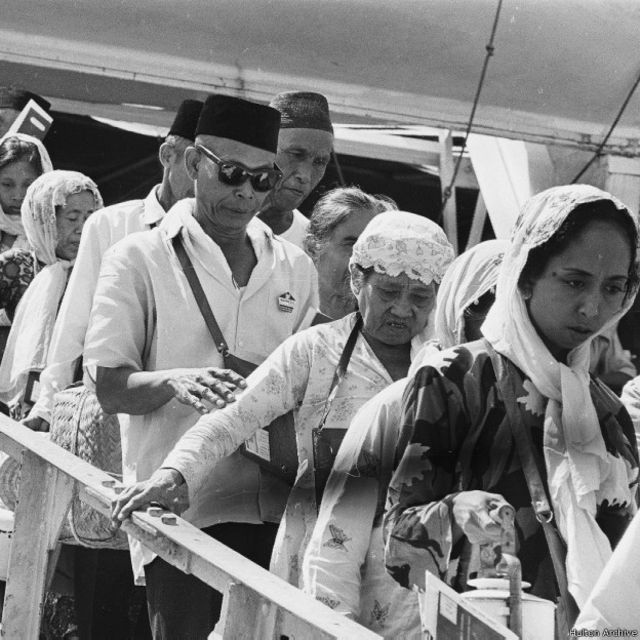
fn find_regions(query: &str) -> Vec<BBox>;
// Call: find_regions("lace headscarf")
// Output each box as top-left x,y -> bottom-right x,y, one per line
482,184 -> 640,608
0,170 -> 102,409
349,210 -> 455,351
0,133 -> 54,247
435,239 -> 507,348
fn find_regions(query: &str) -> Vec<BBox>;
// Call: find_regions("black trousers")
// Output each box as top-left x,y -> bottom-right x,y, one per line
144,522 -> 279,640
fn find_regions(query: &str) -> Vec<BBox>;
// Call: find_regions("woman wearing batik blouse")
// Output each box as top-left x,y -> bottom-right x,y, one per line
383,185 -> 640,634
302,239 -> 506,639
111,210 -> 454,589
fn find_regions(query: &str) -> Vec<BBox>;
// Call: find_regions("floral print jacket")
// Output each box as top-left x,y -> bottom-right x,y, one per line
383,340 -> 639,601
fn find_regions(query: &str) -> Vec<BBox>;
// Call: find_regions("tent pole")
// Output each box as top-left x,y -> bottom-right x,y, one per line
439,130 -> 458,254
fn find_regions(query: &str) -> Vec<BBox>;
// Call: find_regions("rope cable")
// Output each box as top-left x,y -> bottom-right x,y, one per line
571,68 -> 640,183
440,0 -> 503,217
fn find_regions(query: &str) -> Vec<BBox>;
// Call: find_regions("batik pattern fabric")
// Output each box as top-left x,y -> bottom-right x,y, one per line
384,341 -> 639,603
0,248 -> 37,320
302,379 -> 422,639
162,313 -> 396,587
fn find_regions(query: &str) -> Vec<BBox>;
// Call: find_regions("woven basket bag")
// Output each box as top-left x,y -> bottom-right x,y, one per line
50,384 -> 128,549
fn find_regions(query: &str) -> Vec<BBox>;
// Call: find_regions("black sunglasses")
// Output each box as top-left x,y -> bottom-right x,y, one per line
195,144 -> 282,193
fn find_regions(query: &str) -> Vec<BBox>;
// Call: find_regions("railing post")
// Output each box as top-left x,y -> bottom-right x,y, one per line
214,582 -> 277,640
2,449 -> 74,639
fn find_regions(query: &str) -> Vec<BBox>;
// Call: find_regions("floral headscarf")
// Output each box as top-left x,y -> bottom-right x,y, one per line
0,170 -> 102,409
349,210 -> 454,287
434,239 -> 507,349
482,184 -> 640,608
21,170 -> 102,265
349,210 -> 455,351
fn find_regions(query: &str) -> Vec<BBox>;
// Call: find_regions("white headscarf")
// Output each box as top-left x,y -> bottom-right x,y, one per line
435,239 -> 508,349
0,133 -> 54,247
481,184 -> 640,608
349,210 -> 455,352
0,170 -> 102,408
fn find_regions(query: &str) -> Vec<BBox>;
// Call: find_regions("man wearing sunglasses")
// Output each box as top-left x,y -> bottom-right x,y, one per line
85,94 -> 318,638
257,91 -> 334,249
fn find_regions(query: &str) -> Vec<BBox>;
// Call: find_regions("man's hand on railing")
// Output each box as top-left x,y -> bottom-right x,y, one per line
111,467 -> 189,526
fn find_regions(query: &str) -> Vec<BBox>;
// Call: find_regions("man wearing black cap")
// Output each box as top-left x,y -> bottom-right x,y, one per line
24,98 -> 203,431
86,94 -> 318,637
257,91 -> 334,249
0,86 -> 52,137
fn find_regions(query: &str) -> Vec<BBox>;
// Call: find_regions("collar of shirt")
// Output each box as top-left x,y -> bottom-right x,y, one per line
160,199 -> 278,295
140,185 -> 166,227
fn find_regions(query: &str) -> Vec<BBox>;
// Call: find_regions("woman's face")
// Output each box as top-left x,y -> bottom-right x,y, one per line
55,191 -> 97,260
0,160 -> 39,217
524,219 -> 632,360
357,271 -> 436,345
315,207 -> 380,319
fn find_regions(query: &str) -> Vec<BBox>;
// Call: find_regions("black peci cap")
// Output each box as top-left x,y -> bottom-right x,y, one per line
168,99 -> 204,141
269,91 -> 333,133
196,94 -> 280,153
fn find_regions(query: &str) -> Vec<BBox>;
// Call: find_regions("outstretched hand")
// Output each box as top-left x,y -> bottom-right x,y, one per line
111,468 -> 189,526
164,367 -> 247,414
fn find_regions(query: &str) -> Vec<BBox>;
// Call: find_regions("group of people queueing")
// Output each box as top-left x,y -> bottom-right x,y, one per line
0,83 -> 638,640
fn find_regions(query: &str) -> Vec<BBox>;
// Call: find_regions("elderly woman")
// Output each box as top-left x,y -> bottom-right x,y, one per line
302,240 -> 507,638
112,210 -> 454,589
384,185 -> 640,636
304,186 -> 397,320
0,170 -> 101,418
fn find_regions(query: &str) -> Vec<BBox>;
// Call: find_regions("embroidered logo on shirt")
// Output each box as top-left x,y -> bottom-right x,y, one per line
323,524 -> 351,551
278,291 -> 295,313
369,600 -> 391,628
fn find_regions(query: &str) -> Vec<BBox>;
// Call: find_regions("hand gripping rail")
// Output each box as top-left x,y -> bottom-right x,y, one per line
0,414 -> 381,640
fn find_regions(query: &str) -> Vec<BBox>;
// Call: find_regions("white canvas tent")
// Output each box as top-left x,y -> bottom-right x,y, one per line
2,0 -> 640,246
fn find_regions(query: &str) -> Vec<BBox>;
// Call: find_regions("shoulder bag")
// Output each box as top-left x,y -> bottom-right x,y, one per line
486,342 -> 579,637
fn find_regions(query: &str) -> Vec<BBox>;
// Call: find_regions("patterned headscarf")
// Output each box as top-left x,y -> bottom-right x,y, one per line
435,239 -> 507,348
0,170 -> 102,409
482,184 -> 640,608
21,170 -> 102,265
349,210 -> 454,287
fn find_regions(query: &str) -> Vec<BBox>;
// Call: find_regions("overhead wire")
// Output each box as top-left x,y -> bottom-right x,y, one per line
439,0 -> 503,218
571,68 -> 640,183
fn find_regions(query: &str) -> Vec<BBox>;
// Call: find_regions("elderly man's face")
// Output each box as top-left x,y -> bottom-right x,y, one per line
0,108 -> 20,138
192,135 -> 276,232
268,128 -> 333,212
315,207 -> 380,319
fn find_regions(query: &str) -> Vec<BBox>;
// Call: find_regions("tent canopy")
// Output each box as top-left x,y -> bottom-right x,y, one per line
2,0 -> 640,153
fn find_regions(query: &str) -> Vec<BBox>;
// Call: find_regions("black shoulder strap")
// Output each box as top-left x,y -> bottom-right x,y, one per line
485,340 -> 579,626
172,234 -> 228,357
316,314 -> 363,430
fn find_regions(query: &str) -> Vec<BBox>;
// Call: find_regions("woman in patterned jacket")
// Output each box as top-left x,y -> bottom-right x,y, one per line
302,239 -> 507,639
383,185 -> 640,634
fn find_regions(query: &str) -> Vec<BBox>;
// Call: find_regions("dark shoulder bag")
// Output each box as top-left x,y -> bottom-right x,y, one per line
486,341 -> 580,637
172,235 -> 298,484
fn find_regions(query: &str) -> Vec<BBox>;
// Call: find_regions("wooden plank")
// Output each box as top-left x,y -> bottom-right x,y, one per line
439,130 -> 459,254
2,450 -> 74,639
119,515 -> 381,639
